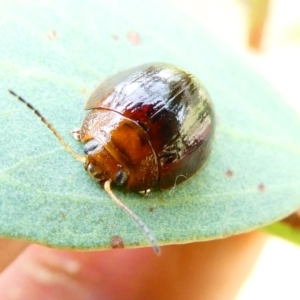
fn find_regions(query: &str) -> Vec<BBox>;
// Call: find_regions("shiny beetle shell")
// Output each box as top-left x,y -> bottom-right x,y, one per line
79,63 -> 215,192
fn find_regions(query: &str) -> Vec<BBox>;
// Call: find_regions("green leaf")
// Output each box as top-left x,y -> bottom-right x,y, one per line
1,0 -> 300,251
264,211 -> 300,246
264,222 -> 300,246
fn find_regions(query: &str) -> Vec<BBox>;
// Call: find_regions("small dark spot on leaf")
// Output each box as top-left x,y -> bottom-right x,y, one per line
47,30 -> 58,40
148,206 -> 155,212
112,34 -> 119,40
111,235 -> 124,249
127,31 -> 141,45
226,169 -> 234,177
59,211 -> 66,219
258,183 -> 266,192
281,209 -> 300,229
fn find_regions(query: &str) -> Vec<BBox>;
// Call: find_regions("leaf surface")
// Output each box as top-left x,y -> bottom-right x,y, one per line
0,0 -> 300,250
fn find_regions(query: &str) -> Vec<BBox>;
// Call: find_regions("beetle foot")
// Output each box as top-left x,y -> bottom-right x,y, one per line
70,128 -> 81,140
139,189 -> 151,197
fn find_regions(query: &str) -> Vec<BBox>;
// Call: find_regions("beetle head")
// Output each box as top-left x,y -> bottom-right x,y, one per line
83,138 -> 129,186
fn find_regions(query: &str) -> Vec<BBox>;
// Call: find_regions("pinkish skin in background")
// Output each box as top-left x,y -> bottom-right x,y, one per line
0,231 -> 266,300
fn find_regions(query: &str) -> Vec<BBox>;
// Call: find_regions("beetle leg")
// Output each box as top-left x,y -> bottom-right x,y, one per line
139,189 -> 151,196
70,128 -> 81,140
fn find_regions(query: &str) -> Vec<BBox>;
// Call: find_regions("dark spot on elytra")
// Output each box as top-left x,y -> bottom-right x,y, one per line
137,120 -> 149,132
110,235 -> 125,249
123,121 -> 135,130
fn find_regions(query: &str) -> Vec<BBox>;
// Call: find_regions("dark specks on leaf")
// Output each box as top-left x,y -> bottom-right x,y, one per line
226,169 -> 234,178
59,211 -> 66,219
258,183 -> 266,192
148,206 -> 155,212
112,34 -> 119,40
47,30 -> 58,40
110,235 -> 125,249
127,31 -> 141,45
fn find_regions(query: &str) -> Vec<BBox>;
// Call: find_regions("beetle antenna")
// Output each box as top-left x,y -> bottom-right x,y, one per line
8,90 -> 86,163
104,180 -> 161,255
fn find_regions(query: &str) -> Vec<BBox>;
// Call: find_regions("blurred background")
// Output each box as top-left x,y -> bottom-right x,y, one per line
168,0 -> 300,299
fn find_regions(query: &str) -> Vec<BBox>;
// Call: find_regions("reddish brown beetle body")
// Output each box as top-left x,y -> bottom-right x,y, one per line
80,63 -> 215,192
9,62 -> 215,254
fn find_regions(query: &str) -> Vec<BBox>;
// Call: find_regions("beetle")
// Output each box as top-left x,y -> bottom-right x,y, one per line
9,62 -> 215,255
